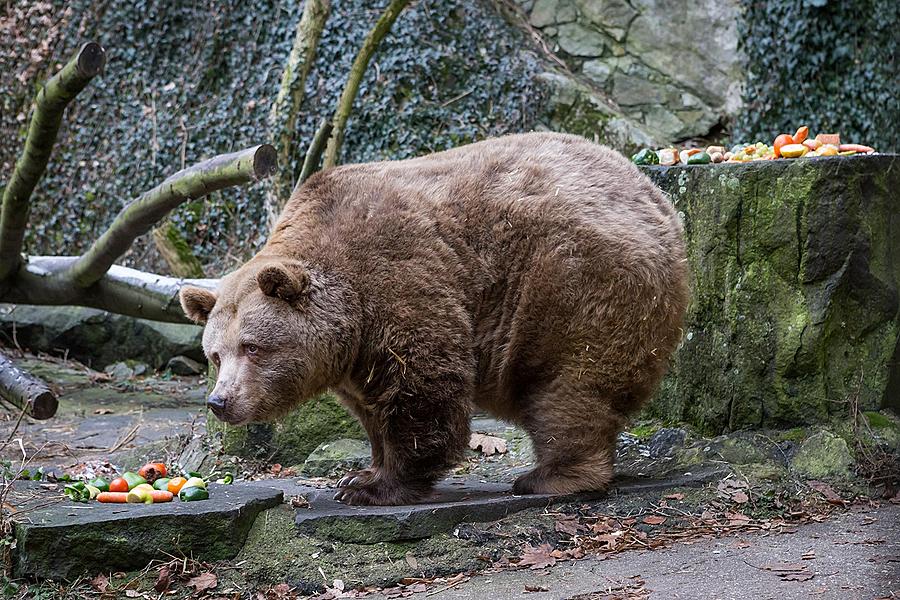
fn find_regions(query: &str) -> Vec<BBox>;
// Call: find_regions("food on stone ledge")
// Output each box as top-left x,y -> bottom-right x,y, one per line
138,462 -> 168,483
179,485 -> 210,502
779,143 -> 808,158
153,477 -> 171,491
97,492 -> 129,503
88,477 -> 109,492
687,152 -> 711,165
167,476 -> 188,494
630,148 -> 659,165
108,477 -> 129,493
121,472 -> 147,490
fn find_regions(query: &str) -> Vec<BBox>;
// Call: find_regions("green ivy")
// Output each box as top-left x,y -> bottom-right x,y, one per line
1,0 -> 545,275
733,0 -> 899,152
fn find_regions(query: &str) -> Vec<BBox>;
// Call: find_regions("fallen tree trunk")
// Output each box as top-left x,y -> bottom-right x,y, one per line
3,256 -> 217,324
151,221 -> 206,279
0,42 -> 106,283
64,144 -> 277,288
0,350 -> 58,419
321,0 -> 411,169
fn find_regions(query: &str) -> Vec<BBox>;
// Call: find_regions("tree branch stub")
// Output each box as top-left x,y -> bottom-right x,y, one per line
0,350 -> 58,420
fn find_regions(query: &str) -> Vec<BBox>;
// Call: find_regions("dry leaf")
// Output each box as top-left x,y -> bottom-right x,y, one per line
642,515 -> 666,525
405,553 -> 419,569
808,480 -> 846,506
518,543 -> 556,569
592,534 -> 619,551
468,433 -> 507,455
90,574 -> 109,592
554,517 -> 582,535
154,566 -> 171,593
188,571 -> 218,593
663,493 -> 684,501
732,491 -> 749,504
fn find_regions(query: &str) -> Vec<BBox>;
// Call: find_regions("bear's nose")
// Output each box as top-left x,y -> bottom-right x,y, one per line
206,395 -> 227,415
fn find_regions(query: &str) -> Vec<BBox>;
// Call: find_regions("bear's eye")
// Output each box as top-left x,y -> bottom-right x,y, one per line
244,344 -> 259,356
211,352 -> 221,367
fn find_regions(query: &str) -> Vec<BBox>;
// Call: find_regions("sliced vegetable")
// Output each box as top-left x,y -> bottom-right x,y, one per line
132,483 -> 155,493
88,477 -> 109,492
815,144 -> 839,156
122,472 -> 147,490
86,485 -> 102,500
184,477 -> 206,490
153,478 -> 172,491
109,477 -> 129,493
792,126 -> 809,144
97,492 -> 129,503
179,486 -> 210,502
815,133 -> 840,146
779,144 -> 808,158
127,488 -> 154,504
773,133 -> 794,157
138,462 -> 168,483
167,477 -> 188,495
802,139 -> 821,151
687,152 -> 711,165
64,482 -> 90,502
215,474 -> 234,485
630,148 -> 659,165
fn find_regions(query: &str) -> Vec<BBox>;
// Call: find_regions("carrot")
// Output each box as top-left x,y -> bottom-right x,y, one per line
97,492 -> 129,503
839,144 -> 874,153
793,126 -> 809,144
149,490 -> 174,503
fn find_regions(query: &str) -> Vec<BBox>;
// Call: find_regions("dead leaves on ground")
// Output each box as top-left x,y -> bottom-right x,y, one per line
468,432 -> 507,455
717,477 -> 750,504
747,561 -> 815,582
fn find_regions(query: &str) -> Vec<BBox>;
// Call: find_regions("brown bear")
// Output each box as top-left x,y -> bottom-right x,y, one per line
180,132 -> 689,506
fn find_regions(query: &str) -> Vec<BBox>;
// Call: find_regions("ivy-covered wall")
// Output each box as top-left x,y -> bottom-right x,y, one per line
733,0 -> 899,152
1,0 -> 546,275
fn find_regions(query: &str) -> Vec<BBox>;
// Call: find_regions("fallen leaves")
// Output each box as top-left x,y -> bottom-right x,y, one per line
187,571 -> 218,594
717,477 -> 750,504
751,561 -> 815,582
90,574 -> 109,593
517,543 -> 556,569
641,515 -> 666,525
468,433 -> 507,455
807,481 -> 847,507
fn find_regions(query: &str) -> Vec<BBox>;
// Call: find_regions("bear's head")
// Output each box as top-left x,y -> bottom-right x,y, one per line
179,257 -> 356,425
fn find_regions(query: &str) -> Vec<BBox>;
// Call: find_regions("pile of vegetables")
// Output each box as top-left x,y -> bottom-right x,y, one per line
63,462 -> 233,505
632,127 -> 877,166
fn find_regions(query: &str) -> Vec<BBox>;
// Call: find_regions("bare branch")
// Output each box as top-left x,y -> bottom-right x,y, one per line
266,0 -> 331,230
152,222 -> 205,278
0,350 -> 58,420
4,256 -> 217,324
64,144 -> 277,288
0,42 -> 106,283
295,118 -> 333,193
321,0 -> 412,169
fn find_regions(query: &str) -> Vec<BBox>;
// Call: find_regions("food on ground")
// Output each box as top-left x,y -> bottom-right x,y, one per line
815,133 -> 840,146
793,126 -> 809,144
108,477 -> 129,493
779,143 -> 808,158
815,144 -> 839,156
773,133 -> 794,157
153,477 -> 171,491
687,152 -> 712,165
88,477 -> 109,492
179,486 -> 210,502
97,492 -> 129,503
730,142 -> 775,162
630,148 -> 659,165
138,462 -> 167,483
122,472 -> 147,490
85,485 -> 102,500
839,144 -> 874,153
214,474 -> 234,485
64,482 -> 91,502
167,476 -> 188,494
184,477 -> 207,490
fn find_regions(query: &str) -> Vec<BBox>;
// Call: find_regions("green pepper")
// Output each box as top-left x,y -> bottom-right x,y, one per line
687,152 -> 711,165
153,478 -> 171,491
88,477 -> 109,492
122,472 -> 147,490
214,474 -> 233,485
185,471 -> 203,479
631,148 -> 659,165
64,483 -> 90,502
179,486 -> 210,502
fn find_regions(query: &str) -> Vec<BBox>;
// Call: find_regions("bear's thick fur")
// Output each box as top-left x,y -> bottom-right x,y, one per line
181,132 -> 689,505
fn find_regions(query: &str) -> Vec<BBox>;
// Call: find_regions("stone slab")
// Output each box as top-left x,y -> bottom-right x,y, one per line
10,481 -> 283,580
251,467 -> 724,544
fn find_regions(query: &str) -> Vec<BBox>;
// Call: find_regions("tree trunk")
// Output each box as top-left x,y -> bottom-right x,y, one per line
295,118 -> 333,193
0,42 -> 106,283
152,222 -> 205,279
265,0 -> 331,231
321,0 -> 412,170
0,350 -> 58,419
64,144 -> 276,289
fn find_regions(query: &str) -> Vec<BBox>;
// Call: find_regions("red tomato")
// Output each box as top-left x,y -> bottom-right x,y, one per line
773,133 -> 794,157
108,477 -> 129,493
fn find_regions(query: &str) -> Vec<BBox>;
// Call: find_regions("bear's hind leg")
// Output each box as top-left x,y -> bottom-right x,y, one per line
512,390 -> 624,496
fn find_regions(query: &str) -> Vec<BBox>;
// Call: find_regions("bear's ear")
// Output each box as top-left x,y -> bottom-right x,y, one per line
257,261 -> 310,304
180,286 -> 217,324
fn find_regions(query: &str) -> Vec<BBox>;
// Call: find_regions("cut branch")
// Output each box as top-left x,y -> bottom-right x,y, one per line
295,118 -> 333,193
64,144 -> 277,288
266,0 -> 331,229
321,0 -> 411,169
0,42 -> 106,283
4,256 -> 217,324
0,349 -> 58,420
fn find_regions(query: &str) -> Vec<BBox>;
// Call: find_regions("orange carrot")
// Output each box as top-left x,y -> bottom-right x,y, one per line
839,144 -> 874,153
793,126 -> 809,144
97,492 -> 129,503
149,490 -> 174,503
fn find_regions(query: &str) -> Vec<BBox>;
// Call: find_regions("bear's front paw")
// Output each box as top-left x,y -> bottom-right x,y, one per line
332,479 -> 426,506
337,467 -> 378,488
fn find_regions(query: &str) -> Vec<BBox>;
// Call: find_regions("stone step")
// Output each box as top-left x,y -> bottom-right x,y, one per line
10,481 -> 283,580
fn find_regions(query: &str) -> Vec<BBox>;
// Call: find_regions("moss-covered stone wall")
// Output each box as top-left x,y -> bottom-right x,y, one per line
645,155 -> 900,434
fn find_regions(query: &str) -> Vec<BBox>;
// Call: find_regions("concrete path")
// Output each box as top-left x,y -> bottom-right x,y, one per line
368,505 -> 900,600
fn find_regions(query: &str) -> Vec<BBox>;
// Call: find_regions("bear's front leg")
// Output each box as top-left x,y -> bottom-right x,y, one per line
333,372 -> 472,506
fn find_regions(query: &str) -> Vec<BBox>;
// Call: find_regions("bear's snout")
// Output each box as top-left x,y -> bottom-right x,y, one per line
206,394 -> 227,417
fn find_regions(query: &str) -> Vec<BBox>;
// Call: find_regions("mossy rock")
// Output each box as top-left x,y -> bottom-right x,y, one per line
645,156 -> 900,434
301,438 -> 372,477
790,430 -> 855,480
207,393 -> 366,466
